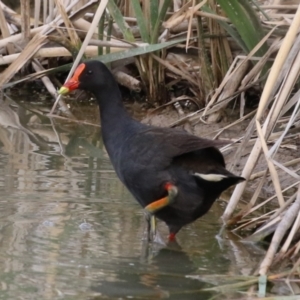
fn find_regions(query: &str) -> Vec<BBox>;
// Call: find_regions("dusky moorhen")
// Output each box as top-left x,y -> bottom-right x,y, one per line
59,61 -> 245,241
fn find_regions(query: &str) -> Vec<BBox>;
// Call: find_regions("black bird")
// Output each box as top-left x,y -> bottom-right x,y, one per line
59,60 -> 245,241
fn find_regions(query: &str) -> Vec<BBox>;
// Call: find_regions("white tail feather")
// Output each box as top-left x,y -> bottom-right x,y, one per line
194,173 -> 228,182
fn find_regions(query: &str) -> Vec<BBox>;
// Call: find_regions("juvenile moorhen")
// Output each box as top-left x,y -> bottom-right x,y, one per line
59,60 -> 245,241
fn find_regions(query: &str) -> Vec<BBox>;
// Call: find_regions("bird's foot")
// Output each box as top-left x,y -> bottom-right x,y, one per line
143,212 -> 157,242
153,231 -> 166,246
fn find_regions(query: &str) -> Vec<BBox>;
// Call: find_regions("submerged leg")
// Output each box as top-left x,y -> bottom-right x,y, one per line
143,211 -> 151,241
144,183 -> 178,214
143,212 -> 157,241
150,215 -> 165,244
143,213 -> 166,244
150,214 -> 156,238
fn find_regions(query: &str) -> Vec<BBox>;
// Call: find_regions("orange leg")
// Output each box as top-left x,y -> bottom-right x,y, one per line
145,183 -> 178,214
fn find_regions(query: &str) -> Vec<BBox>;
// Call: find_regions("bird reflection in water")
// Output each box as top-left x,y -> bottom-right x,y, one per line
91,241 -> 214,300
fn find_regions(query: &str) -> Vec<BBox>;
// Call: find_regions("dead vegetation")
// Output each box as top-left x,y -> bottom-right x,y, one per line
0,0 -> 300,289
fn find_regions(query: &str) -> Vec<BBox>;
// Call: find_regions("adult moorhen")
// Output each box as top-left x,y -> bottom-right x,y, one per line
59,61 -> 245,241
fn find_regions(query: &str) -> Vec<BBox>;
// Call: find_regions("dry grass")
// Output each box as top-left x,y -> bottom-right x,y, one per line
211,4 -> 300,277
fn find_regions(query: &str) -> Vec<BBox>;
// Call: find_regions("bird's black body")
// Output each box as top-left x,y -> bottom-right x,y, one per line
61,61 -> 245,237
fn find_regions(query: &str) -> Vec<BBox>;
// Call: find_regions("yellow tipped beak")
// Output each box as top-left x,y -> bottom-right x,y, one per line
58,86 -> 70,95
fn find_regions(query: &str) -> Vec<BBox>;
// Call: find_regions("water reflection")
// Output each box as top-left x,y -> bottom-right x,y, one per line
92,242 -> 213,299
0,96 -> 264,299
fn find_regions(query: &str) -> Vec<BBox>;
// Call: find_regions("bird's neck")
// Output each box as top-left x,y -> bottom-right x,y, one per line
93,85 -> 142,156
95,87 -> 130,125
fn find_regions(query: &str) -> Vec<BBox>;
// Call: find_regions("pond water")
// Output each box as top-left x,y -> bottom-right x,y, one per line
0,93 -> 265,300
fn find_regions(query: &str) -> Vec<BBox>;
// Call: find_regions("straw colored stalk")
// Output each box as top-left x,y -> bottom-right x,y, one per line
0,26 -> 45,48
239,186 -> 300,245
50,0 -> 109,114
0,0 -> 96,48
163,0 -> 207,30
0,43 -> 127,66
171,19 -> 198,33
20,0 -> 30,41
34,0 -> 41,28
203,26 -> 277,120
0,33 -> 47,88
244,181 -> 300,221
0,46 -> 92,65
229,172 -> 268,227
0,4 -> 14,54
73,18 -> 98,37
255,37 -> 300,208
54,0 -> 80,45
206,60 -> 249,123
279,207 -> 300,255
206,0 -> 232,95
259,184 -> 300,275
186,0 -> 196,52
113,71 -> 141,92
194,11 -> 229,22
260,5 -> 299,9
251,158 -> 300,180
239,39 -> 281,93
268,99 -> 300,173
223,6 -> 300,223
1,4 -> 38,28
163,1 -> 192,29
41,0 -> 100,35
0,2 -> 16,14
214,110 -> 256,139
31,60 -> 74,118
73,19 -> 134,49
151,54 -> 199,86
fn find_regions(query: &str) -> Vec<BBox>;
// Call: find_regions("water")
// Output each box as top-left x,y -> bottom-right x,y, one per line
0,96 -> 264,299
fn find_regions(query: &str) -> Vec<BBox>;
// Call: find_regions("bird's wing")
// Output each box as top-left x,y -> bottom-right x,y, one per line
144,127 -> 228,152
128,126 -> 229,168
